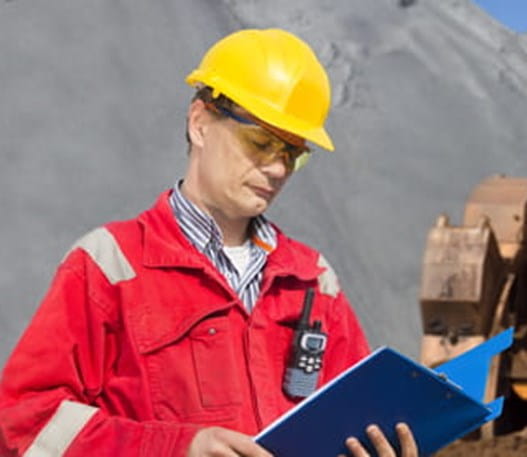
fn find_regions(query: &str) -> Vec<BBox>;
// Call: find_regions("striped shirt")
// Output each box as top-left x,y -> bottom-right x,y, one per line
169,184 -> 277,311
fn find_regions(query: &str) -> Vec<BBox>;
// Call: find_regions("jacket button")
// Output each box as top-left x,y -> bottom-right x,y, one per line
208,328 -> 217,335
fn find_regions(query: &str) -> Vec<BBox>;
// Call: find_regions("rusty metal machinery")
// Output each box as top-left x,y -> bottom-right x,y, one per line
419,175 -> 527,439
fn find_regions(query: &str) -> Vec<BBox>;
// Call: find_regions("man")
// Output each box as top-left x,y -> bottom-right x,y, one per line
0,29 -> 418,456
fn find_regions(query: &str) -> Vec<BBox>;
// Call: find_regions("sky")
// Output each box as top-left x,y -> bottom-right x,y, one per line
473,0 -> 527,33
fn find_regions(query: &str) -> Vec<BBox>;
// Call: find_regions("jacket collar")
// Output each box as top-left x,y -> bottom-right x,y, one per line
138,190 -> 205,269
265,224 -> 325,282
138,190 -> 324,282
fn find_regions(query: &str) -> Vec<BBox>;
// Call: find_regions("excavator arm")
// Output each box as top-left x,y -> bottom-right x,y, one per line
419,175 -> 527,439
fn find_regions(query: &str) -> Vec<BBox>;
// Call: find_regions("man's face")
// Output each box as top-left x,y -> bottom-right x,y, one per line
186,100 -> 306,221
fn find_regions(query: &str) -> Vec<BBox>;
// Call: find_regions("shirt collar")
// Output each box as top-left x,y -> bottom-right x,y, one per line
170,182 -> 277,255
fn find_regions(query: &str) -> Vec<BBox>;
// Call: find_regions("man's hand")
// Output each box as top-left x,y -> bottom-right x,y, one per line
344,423 -> 418,457
186,426 -> 274,457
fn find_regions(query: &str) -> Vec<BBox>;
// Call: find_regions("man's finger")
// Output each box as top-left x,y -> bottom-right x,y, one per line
366,424 -> 396,457
345,436 -> 371,457
395,423 -> 418,457
221,429 -> 273,457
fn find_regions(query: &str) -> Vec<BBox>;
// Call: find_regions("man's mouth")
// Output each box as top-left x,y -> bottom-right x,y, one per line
251,186 -> 275,200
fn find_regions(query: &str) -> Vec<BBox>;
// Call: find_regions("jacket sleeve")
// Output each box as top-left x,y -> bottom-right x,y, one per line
0,249 -> 200,457
314,254 -> 371,384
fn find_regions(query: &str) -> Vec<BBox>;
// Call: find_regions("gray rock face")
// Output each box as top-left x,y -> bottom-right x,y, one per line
1,0 -> 527,365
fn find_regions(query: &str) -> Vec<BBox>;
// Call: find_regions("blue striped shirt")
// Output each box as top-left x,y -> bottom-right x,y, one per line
169,184 -> 277,311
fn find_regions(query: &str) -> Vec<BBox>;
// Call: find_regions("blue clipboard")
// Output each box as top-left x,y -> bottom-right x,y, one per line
254,328 -> 513,457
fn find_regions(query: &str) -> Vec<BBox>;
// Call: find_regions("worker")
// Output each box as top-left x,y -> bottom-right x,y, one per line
0,29 -> 418,457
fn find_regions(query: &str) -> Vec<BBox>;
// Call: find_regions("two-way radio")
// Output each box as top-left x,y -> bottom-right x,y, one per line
283,287 -> 328,398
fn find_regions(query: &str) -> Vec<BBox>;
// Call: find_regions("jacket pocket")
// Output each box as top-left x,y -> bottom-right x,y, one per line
189,316 -> 242,408
133,306 -> 242,422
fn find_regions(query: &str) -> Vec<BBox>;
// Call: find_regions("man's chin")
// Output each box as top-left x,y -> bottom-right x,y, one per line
245,198 -> 271,217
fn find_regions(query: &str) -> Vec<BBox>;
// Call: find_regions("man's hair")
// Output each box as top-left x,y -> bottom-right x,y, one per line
186,86 -> 235,152
191,86 -> 234,108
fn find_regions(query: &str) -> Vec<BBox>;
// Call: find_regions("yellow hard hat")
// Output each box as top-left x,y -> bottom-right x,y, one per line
186,28 -> 334,151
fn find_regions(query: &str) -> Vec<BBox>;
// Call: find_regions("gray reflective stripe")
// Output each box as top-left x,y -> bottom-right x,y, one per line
65,227 -> 136,284
23,400 -> 98,457
317,254 -> 340,297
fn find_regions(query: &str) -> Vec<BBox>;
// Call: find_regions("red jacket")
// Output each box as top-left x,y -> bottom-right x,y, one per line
0,191 -> 369,456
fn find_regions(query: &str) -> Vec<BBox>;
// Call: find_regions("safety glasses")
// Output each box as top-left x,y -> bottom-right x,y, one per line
206,103 -> 311,173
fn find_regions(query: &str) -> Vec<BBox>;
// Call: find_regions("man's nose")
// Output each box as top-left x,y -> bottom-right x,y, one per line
261,154 -> 290,177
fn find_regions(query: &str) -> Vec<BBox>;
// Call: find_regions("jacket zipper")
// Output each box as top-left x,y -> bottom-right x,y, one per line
243,317 -> 263,430
242,272 -> 279,431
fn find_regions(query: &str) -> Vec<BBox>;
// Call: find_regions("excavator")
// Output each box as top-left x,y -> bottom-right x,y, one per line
418,175 -> 527,456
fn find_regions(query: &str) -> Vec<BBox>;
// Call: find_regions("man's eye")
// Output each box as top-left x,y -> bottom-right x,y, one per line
283,144 -> 303,157
250,140 -> 271,149
283,143 -> 297,153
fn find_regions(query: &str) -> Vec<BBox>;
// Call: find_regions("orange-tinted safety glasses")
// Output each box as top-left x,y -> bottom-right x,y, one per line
205,103 -> 311,173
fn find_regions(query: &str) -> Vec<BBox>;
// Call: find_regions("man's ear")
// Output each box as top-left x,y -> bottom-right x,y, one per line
187,99 -> 208,149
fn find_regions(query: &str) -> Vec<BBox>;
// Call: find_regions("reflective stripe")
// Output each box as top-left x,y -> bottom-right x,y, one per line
23,400 -> 98,457
317,254 -> 340,297
65,227 -> 136,284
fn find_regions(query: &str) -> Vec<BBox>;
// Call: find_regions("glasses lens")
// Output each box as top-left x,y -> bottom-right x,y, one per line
293,151 -> 311,172
234,124 -> 307,172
